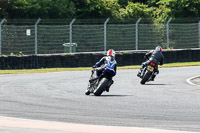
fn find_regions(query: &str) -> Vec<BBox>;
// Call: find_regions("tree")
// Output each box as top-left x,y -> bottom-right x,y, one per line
0,0 -> 76,19
156,0 -> 200,17
0,0 -> 199,21
48,0 -> 76,18
0,0 -> 14,18
72,0 -> 121,18
118,2 -> 152,18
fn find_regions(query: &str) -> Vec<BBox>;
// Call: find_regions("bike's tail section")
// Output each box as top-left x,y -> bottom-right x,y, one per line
138,61 -> 156,84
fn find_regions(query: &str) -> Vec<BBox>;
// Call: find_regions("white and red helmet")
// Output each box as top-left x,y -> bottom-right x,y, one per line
107,49 -> 116,57
155,46 -> 162,52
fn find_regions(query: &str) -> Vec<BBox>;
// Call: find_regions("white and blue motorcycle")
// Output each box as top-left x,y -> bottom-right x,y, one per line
85,56 -> 116,96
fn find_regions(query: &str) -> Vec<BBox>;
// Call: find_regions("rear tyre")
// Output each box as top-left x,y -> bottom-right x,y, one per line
94,78 -> 109,96
140,72 -> 151,85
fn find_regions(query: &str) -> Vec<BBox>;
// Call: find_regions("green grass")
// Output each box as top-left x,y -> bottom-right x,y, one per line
0,68 -> 91,74
0,62 -> 199,74
117,62 -> 200,70
159,62 -> 200,68
193,78 -> 200,84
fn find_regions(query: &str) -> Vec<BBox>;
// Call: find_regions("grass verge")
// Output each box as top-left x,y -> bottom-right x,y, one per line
193,78 -> 200,84
0,62 -> 199,74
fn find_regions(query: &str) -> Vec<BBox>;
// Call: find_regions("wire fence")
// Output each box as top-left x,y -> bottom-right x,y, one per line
0,18 -> 200,55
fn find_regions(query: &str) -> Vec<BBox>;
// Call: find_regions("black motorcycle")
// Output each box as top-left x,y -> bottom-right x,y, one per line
85,68 -> 114,96
139,61 -> 157,84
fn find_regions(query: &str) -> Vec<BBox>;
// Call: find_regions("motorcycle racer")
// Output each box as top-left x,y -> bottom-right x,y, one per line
90,49 -> 117,92
137,46 -> 164,81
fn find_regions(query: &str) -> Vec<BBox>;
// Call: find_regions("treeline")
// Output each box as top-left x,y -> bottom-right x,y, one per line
0,0 -> 199,23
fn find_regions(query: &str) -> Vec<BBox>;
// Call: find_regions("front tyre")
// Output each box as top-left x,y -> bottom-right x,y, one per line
140,72 -> 151,85
94,78 -> 109,96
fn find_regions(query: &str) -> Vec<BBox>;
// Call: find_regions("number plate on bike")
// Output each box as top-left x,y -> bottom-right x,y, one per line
147,65 -> 154,72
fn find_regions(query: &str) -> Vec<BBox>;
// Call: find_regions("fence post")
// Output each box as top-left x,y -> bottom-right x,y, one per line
69,18 -> 76,53
166,18 -> 172,49
35,18 -> 41,55
136,18 -> 141,50
104,18 -> 110,52
199,21 -> 200,48
0,18 -> 6,56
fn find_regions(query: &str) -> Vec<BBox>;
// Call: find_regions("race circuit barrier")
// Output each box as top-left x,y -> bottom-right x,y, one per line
0,49 -> 199,69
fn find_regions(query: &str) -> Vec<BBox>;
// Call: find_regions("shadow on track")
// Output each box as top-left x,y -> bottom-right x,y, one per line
99,95 -> 132,97
143,83 -> 166,85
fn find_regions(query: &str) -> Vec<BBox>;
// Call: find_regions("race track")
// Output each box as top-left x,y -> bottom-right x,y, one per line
0,66 -> 200,132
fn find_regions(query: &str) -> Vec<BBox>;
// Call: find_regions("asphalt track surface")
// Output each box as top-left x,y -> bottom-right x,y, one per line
0,66 -> 200,132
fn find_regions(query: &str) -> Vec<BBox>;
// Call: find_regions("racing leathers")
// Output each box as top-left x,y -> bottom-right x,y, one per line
94,55 -> 117,77
139,50 -> 164,80
91,56 -> 117,92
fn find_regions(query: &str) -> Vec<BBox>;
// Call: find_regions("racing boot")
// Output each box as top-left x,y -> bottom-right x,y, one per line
137,68 -> 144,77
150,72 -> 158,81
137,71 -> 141,77
137,64 -> 145,77
85,83 -> 92,95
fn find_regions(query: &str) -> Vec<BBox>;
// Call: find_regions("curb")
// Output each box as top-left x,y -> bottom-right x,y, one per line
0,116 -> 197,133
186,75 -> 200,86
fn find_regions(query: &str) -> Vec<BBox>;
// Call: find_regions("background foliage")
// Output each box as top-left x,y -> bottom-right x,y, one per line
0,0 -> 199,23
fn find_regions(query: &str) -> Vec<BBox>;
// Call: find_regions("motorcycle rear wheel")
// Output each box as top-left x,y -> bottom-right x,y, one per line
140,72 -> 151,85
94,78 -> 109,96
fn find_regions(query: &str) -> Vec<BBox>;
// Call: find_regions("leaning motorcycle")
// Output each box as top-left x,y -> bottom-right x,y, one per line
139,61 -> 157,84
85,67 -> 114,96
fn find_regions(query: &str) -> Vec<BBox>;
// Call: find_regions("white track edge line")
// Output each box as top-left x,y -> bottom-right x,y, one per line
186,75 -> 200,86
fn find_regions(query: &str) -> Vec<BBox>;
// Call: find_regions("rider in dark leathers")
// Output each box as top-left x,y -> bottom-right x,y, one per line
138,46 -> 164,81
